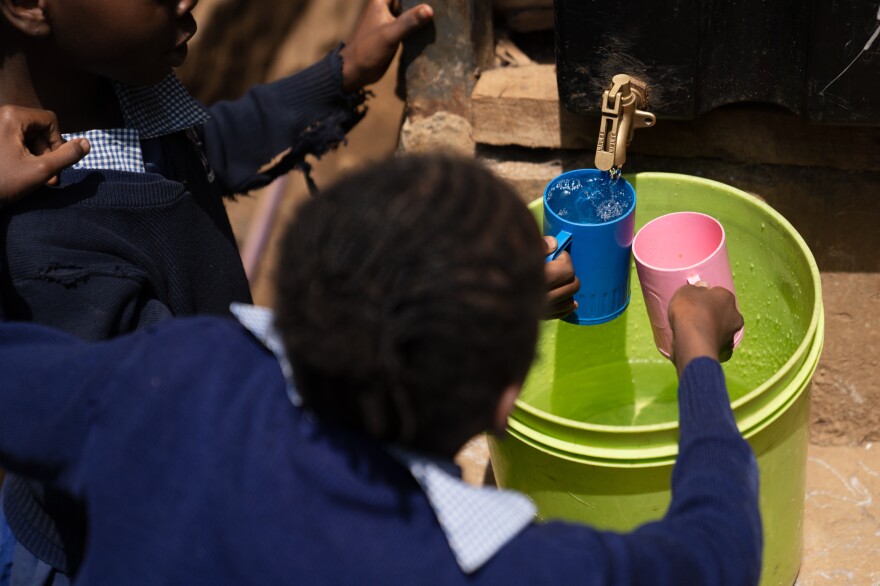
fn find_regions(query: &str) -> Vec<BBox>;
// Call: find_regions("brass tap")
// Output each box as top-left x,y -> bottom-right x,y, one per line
595,74 -> 656,175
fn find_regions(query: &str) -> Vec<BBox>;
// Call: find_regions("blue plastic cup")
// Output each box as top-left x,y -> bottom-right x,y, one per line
544,169 -> 637,325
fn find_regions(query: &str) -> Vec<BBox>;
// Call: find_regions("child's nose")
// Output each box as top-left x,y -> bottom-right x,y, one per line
176,0 -> 198,18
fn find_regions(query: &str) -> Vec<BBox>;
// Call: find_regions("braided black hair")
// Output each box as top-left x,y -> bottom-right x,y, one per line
274,154 -> 545,457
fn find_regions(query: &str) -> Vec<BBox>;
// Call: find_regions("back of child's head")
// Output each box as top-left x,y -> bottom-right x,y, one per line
274,154 -> 545,457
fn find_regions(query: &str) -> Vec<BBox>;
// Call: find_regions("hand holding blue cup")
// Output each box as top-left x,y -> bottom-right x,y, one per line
544,169 -> 636,325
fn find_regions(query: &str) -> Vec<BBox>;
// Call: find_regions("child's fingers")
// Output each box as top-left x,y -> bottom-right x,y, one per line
27,138 -> 90,185
15,107 -> 65,151
544,253 -> 577,290
384,3 -> 433,44
376,0 -> 402,17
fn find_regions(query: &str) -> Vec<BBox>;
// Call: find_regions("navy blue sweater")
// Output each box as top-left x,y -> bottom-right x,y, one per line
0,50 -> 364,572
0,318 -> 762,585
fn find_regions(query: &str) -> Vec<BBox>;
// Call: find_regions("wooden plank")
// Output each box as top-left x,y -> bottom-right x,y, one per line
472,64 -> 880,171
472,64 -> 595,149
634,108 -> 880,173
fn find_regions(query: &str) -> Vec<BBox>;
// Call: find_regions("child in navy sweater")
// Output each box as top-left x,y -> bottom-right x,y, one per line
0,1 -> 442,583
0,3 -> 580,582
0,154 -> 760,585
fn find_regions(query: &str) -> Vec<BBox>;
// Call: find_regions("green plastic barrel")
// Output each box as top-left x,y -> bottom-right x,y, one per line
488,173 -> 824,586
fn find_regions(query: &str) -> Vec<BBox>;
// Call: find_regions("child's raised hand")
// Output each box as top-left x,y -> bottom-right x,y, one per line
543,236 -> 580,320
0,106 -> 90,203
668,284 -> 744,375
339,0 -> 434,93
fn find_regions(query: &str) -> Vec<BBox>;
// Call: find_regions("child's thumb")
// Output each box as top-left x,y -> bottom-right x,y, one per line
33,138 -> 90,183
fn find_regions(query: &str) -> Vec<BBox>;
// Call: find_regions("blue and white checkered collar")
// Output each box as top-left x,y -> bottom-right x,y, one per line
229,303 -> 537,574
61,74 -> 209,173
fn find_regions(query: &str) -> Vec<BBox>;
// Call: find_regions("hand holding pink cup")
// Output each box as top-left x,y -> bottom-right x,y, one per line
633,212 -> 744,358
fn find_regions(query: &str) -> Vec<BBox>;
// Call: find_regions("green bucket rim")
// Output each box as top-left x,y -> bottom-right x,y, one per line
509,172 -> 824,465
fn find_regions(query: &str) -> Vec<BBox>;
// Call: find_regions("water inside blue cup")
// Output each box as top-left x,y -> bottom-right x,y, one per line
546,174 -> 633,224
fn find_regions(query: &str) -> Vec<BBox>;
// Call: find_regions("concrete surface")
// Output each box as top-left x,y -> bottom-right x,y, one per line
798,445 -> 880,585
455,437 -> 880,585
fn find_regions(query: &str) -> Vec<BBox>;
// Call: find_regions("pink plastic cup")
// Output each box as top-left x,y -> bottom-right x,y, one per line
632,212 -> 744,358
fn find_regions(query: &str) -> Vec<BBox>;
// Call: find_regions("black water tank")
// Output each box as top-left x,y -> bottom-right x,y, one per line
555,0 -> 880,123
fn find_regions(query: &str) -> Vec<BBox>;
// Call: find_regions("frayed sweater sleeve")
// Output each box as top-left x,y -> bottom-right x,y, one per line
198,46 -> 366,195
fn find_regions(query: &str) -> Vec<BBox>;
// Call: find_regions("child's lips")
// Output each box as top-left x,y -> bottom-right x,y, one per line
176,15 -> 198,47
167,23 -> 196,67
167,42 -> 189,67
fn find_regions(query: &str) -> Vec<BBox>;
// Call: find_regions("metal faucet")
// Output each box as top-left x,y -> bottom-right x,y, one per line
595,74 -> 656,175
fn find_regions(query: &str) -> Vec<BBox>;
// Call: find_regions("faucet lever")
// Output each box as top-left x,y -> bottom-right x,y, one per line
595,74 -> 656,173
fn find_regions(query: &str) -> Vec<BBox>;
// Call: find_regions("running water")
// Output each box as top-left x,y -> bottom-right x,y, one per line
546,173 -> 632,224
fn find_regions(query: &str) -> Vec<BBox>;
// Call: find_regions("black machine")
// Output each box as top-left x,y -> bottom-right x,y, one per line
554,0 -> 880,124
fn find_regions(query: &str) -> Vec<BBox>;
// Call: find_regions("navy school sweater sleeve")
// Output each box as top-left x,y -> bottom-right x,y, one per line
486,357 -> 762,586
0,323 -> 98,490
200,47 -> 366,195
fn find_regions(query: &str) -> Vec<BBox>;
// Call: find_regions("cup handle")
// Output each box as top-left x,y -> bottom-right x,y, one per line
545,230 -> 573,263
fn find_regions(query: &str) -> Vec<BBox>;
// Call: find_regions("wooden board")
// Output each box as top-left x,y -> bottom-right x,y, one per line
472,65 -> 595,149
472,64 -> 880,172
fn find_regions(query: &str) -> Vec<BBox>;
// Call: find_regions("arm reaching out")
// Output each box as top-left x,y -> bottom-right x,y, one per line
668,284 -> 744,375
0,106 -> 89,202
200,1 -> 432,194
510,283 -> 759,585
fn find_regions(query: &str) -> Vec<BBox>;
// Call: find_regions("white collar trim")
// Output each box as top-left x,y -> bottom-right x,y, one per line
229,303 -> 536,573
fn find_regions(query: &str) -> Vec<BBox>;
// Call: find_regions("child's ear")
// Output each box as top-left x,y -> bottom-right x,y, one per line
1,0 -> 50,38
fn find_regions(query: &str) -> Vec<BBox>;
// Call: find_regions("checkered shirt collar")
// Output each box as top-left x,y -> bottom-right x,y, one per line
61,74 -> 209,173
230,303 -> 537,574
112,74 -> 209,139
